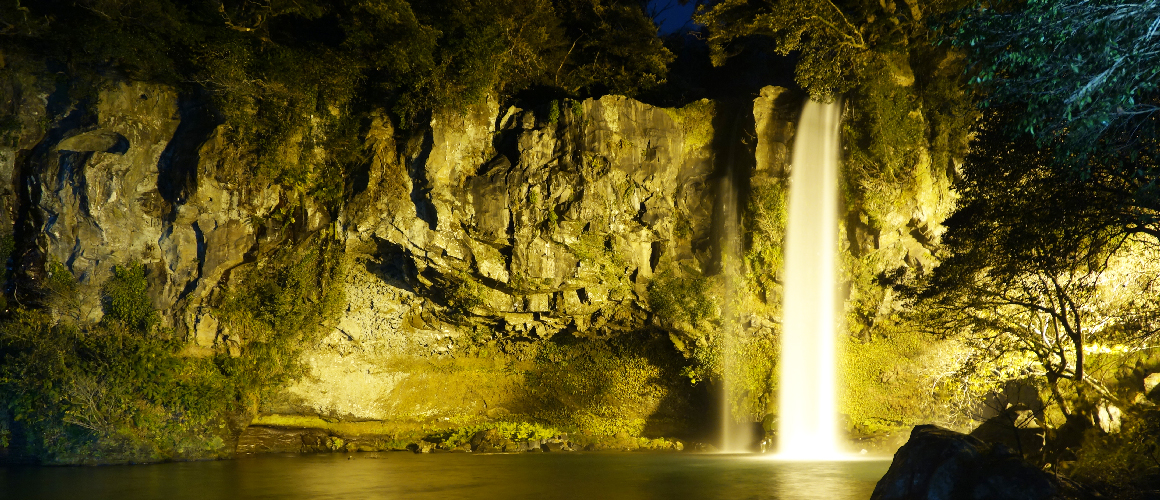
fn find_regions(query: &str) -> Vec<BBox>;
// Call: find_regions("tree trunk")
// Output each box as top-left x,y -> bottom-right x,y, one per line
1046,372 -> 1071,417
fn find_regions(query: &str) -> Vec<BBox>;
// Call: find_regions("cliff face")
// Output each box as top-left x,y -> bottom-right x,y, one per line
280,94 -> 721,427
0,60 -> 960,459
0,70 -> 732,455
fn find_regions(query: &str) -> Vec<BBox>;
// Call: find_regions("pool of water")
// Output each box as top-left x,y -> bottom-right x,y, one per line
1,452 -> 891,500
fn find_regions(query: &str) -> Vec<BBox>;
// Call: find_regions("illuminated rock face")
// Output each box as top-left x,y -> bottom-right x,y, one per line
0,63 -> 959,449
0,72 -> 719,435
290,96 -> 719,423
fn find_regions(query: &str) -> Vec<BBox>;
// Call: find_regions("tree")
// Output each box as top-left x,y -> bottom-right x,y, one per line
551,0 -> 675,96
951,0 -> 1160,158
697,0 -> 970,99
918,109 -> 1160,416
950,1 -> 1160,246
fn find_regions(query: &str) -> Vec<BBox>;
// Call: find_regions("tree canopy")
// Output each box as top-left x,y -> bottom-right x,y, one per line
950,0 -> 1160,161
917,108 -> 1160,413
696,0 -> 969,99
0,0 -> 672,123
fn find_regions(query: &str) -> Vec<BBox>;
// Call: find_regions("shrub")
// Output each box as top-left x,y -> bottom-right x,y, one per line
101,263 -> 157,331
0,231 -> 344,463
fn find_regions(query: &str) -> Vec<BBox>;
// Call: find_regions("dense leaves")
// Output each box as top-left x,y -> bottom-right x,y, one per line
950,0 -> 1160,159
946,0 -> 1160,257
917,108 -> 1160,425
697,0 -> 969,99
0,0 -> 670,121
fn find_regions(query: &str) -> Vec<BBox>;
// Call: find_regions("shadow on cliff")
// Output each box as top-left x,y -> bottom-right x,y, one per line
157,90 -> 218,215
363,238 -> 418,292
10,74 -> 97,307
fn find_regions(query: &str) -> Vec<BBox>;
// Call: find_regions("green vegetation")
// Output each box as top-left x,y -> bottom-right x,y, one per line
567,231 -> 633,299
0,234 -> 343,463
647,265 -> 721,384
435,421 -> 560,447
215,236 -> 346,410
662,98 -> 715,155
523,335 -> 690,437
570,99 -> 585,121
731,332 -> 779,421
0,273 -> 232,464
548,100 -> 561,125
911,47 -> 1160,494
101,263 -> 158,332
744,181 -> 787,305
950,0 -> 1160,159
841,328 -> 961,435
949,1 -> 1160,242
437,269 -> 490,322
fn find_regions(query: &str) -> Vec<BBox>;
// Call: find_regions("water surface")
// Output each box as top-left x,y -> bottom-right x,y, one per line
1,453 -> 890,500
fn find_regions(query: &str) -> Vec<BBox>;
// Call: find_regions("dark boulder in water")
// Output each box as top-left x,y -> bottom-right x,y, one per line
870,424 -> 1094,500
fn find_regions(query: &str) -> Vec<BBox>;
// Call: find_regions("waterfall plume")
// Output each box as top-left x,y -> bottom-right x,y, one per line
777,99 -> 843,459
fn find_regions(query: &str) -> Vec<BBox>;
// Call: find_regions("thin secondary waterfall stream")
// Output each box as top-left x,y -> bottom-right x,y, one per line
718,162 -> 749,453
777,99 -> 842,459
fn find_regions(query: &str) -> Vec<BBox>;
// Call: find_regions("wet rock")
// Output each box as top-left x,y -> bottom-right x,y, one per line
692,443 -> 718,453
518,440 -> 544,452
541,436 -> 574,452
407,440 -> 437,453
1095,401 -> 1122,434
235,426 -> 331,454
871,425 -> 1093,500
469,428 -> 515,453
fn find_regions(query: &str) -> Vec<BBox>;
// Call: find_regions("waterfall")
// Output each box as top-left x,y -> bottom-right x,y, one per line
718,167 -> 751,453
777,99 -> 842,459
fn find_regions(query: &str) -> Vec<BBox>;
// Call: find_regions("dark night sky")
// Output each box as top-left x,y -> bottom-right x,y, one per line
648,0 -> 699,35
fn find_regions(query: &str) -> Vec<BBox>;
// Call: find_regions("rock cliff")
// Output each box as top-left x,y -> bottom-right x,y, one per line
0,56 -> 960,458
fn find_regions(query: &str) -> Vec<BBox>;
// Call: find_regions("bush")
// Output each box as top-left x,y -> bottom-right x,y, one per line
521,335 -> 689,437
101,263 -> 157,331
1070,407 -> 1160,496
215,236 -> 346,408
0,231 -> 343,463
0,308 -> 231,463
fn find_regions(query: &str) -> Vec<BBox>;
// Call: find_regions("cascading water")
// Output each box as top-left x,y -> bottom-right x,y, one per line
777,99 -> 843,459
718,168 -> 751,453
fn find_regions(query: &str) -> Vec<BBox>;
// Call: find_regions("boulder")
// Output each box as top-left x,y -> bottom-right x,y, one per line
235,426 -> 333,454
969,408 -> 1044,457
541,436 -> 574,452
407,440 -> 437,453
1144,373 -> 1160,398
469,428 -> 515,453
1095,401 -> 1122,434
870,425 -> 1092,500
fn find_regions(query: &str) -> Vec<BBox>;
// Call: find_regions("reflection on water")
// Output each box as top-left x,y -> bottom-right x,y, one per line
773,460 -> 881,499
1,453 -> 890,500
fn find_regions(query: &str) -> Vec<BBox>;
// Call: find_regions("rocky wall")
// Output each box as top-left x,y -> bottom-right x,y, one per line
0,60 -> 961,456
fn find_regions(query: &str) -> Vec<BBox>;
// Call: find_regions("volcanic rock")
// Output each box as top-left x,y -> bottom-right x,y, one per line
870,424 -> 1093,500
